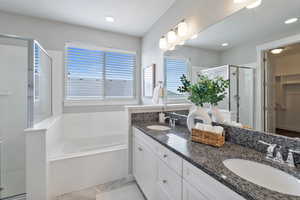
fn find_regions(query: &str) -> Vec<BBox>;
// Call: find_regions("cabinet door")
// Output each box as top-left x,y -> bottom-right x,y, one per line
133,138 -> 145,189
183,180 -> 208,200
133,138 -> 157,200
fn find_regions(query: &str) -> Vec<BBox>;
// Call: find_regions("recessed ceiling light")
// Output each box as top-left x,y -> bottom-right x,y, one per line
271,48 -> 284,54
246,0 -> 262,9
191,34 -> 198,39
222,43 -> 229,47
285,18 -> 298,24
105,16 -> 115,23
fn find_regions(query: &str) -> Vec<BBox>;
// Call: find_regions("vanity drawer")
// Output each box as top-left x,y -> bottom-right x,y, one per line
158,159 -> 182,200
157,143 -> 182,176
133,127 -> 159,152
183,160 -> 245,200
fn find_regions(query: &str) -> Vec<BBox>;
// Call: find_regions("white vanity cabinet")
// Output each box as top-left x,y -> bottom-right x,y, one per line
183,180 -> 209,200
133,127 -> 246,200
133,131 -> 157,200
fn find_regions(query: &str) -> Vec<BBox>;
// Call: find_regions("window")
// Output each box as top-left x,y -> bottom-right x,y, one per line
65,44 -> 136,102
165,57 -> 188,98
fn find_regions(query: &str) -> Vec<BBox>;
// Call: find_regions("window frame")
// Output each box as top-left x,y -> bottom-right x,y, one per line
164,56 -> 191,103
64,42 -> 138,106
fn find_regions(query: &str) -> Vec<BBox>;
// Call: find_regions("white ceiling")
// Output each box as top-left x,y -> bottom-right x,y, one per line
0,0 -> 175,37
186,0 -> 300,51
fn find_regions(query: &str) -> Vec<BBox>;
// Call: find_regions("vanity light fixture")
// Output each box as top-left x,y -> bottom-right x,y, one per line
246,0 -> 262,9
167,29 -> 178,44
285,18 -> 298,24
159,19 -> 190,51
222,43 -> 229,47
178,20 -> 188,37
159,36 -> 168,50
105,16 -> 115,23
271,48 -> 284,54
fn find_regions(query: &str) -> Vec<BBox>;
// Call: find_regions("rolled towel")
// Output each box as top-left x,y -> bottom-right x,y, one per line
195,123 -> 203,130
213,126 -> 224,135
203,124 -> 214,132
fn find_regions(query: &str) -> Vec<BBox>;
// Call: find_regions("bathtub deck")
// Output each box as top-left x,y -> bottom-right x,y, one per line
57,178 -> 145,200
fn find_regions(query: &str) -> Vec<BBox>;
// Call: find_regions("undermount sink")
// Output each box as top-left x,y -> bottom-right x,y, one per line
223,159 -> 300,196
146,125 -> 171,131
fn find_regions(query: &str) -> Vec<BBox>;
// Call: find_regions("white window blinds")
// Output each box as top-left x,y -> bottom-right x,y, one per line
105,52 -> 135,97
165,57 -> 188,98
65,45 -> 136,100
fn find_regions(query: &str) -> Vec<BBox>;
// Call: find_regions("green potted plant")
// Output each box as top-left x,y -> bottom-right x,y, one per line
178,74 -> 229,131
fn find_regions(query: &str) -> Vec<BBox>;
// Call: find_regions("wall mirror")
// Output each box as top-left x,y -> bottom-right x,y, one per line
164,0 -> 300,138
143,64 -> 156,98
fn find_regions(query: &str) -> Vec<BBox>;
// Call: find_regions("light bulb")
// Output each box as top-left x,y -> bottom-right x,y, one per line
191,34 -> 198,40
178,21 -> 188,37
169,45 -> 176,51
246,0 -> 262,9
167,30 -> 177,44
271,48 -> 284,54
179,41 -> 185,45
234,0 -> 247,3
159,36 -> 168,50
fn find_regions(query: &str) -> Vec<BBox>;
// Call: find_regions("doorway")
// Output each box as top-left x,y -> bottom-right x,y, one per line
264,43 -> 300,138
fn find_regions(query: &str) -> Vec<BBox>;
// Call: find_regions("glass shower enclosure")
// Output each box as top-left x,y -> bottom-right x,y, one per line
0,34 -> 52,200
201,65 -> 255,127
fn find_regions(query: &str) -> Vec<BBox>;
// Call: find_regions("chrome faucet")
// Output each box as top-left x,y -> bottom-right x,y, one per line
259,140 -> 300,167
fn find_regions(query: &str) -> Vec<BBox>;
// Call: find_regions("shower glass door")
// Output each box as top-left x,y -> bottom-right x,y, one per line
0,36 -> 28,199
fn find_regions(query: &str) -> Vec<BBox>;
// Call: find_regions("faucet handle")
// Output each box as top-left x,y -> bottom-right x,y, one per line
289,149 -> 300,154
286,149 -> 300,168
258,140 -> 277,159
258,140 -> 271,146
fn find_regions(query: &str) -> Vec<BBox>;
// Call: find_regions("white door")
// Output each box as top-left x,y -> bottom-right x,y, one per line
264,52 -> 276,133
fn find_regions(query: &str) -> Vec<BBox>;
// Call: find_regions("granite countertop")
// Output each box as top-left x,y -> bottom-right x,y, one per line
133,122 -> 300,200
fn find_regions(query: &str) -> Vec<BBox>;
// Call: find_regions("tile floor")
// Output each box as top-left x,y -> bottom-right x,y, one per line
57,178 -> 145,200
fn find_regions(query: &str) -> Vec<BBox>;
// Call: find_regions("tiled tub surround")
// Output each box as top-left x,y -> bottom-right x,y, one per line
131,112 -> 300,200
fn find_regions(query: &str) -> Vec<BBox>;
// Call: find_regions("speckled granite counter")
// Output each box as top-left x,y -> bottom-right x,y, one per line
133,122 -> 300,200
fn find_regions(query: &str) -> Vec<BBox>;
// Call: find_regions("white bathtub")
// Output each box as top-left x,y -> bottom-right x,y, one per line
49,134 -> 128,161
47,112 -> 129,199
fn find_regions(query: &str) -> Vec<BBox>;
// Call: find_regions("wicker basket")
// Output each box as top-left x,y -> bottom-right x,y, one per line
191,128 -> 225,147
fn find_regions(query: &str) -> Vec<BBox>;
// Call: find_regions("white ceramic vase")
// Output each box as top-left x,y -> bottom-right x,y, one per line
187,105 -> 212,132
